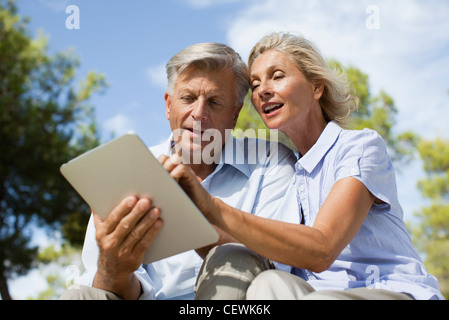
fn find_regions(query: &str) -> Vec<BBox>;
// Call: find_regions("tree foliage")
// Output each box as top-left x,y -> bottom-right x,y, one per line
0,0 -> 106,299
413,136 -> 449,299
331,61 -> 418,165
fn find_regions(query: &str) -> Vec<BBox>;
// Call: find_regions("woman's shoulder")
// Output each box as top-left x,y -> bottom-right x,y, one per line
339,126 -> 387,151
332,126 -> 389,165
339,126 -> 385,144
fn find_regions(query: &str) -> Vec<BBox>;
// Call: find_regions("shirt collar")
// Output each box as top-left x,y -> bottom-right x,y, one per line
298,121 -> 342,173
166,132 -> 251,178
221,134 -> 252,178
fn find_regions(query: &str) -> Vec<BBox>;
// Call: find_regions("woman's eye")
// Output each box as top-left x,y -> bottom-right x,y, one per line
273,72 -> 284,80
251,83 -> 260,90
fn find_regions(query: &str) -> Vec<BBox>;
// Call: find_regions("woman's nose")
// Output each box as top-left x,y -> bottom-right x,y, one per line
258,80 -> 274,99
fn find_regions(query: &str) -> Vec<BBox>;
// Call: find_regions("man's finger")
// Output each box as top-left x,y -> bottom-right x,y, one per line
120,206 -> 161,254
112,198 -> 152,246
132,212 -> 163,256
102,196 -> 138,235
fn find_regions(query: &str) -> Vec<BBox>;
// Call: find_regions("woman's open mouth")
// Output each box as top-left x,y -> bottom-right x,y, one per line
263,103 -> 284,114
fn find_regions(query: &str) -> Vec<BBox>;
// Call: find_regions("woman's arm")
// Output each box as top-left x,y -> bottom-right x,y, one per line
160,155 -> 375,272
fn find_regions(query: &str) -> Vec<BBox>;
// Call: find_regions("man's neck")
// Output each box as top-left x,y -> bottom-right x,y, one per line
188,163 -> 219,182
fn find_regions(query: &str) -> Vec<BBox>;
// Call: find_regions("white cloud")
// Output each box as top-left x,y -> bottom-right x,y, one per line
103,114 -> 135,137
38,0 -> 71,12
146,63 -> 168,90
226,0 -> 449,139
183,0 -> 242,9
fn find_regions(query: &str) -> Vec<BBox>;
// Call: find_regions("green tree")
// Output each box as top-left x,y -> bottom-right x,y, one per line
413,137 -> 449,299
0,1 -> 106,299
333,61 -> 418,165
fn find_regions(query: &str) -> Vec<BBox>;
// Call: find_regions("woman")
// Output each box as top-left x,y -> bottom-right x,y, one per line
160,32 -> 443,300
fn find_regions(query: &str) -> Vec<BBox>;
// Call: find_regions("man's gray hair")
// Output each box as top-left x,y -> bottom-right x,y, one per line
166,43 -> 250,107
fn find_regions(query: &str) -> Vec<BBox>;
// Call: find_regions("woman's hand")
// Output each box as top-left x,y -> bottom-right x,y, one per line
158,155 -> 219,222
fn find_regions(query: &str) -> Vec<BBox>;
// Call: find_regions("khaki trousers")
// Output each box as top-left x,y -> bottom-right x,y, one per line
59,286 -> 121,300
247,270 -> 413,300
194,243 -> 274,300
195,244 -> 414,300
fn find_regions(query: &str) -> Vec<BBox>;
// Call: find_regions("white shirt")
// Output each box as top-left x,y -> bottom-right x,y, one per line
79,134 -> 298,299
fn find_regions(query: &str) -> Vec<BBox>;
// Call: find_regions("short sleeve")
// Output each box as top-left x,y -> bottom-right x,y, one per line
334,129 -> 396,213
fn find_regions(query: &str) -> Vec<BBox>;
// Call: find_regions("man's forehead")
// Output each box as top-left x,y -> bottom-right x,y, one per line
174,68 -> 235,94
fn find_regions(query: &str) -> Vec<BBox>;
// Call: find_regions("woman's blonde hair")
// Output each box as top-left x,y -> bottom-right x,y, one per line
248,32 -> 358,128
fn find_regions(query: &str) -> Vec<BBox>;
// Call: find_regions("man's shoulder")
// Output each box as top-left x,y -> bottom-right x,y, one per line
149,138 -> 171,157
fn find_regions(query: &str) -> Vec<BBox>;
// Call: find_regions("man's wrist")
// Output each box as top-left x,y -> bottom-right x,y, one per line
93,271 -> 142,300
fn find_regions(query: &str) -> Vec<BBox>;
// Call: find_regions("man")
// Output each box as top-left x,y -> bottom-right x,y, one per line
60,42 -> 298,300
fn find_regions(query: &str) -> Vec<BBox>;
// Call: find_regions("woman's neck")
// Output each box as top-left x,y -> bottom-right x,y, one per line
286,112 -> 328,156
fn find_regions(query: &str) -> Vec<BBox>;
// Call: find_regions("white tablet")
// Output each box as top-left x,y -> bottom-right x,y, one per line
60,133 -> 218,264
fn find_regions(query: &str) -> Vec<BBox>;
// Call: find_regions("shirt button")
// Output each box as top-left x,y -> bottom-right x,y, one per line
351,168 -> 359,175
296,163 -> 303,171
299,185 -> 305,192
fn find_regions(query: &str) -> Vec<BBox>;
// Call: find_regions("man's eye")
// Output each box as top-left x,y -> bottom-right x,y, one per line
210,100 -> 222,106
181,96 -> 193,103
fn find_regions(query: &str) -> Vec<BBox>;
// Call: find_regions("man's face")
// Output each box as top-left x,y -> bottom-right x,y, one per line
164,67 -> 242,164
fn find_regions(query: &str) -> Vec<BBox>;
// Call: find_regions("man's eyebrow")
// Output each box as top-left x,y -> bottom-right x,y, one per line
207,91 -> 226,99
176,87 -> 195,95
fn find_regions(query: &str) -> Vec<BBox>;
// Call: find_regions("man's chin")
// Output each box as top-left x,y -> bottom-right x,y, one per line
174,141 -> 222,165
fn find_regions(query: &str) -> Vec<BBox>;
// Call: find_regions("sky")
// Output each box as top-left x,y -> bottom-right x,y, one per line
8,0 -> 449,299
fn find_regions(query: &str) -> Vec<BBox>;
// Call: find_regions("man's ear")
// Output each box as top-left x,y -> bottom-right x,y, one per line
164,92 -> 171,120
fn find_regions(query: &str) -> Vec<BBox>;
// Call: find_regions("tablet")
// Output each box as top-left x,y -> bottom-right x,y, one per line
60,133 -> 219,264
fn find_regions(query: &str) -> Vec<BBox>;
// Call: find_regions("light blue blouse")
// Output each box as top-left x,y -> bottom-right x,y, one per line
290,121 -> 444,300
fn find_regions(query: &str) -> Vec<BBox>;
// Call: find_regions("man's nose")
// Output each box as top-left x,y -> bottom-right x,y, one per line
191,98 -> 208,121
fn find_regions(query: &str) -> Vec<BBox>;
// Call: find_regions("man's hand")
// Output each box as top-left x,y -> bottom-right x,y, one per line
93,196 -> 162,300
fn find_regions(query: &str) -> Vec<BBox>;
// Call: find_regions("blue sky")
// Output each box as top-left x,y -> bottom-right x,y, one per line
17,0 -> 449,146
9,0 -> 449,299
17,0 -> 246,147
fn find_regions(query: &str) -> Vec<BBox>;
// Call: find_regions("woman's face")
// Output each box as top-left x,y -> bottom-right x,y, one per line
250,50 -> 323,135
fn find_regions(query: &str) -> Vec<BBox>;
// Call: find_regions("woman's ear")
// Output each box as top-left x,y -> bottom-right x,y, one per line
312,81 -> 325,101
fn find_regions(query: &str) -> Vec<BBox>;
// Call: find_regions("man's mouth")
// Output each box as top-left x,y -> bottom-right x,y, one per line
185,128 -> 204,136
263,103 -> 284,114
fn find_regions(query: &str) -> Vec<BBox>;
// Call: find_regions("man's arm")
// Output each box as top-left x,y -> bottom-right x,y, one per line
92,196 -> 162,300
